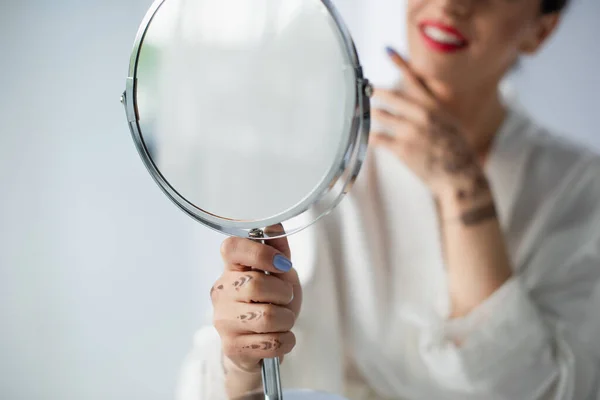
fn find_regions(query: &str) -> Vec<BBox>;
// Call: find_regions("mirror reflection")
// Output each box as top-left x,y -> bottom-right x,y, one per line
136,0 -> 356,222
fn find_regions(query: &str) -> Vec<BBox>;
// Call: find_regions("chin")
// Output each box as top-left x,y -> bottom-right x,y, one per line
405,25 -> 475,87
407,35 -> 471,86
410,51 -> 464,84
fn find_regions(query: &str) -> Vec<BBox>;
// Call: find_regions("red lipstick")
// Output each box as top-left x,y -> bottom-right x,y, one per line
419,21 -> 468,53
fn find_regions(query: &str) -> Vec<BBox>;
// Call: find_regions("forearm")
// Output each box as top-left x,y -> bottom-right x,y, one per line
437,185 -> 513,318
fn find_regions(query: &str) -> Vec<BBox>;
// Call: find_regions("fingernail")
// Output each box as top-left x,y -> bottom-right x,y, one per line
385,46 -> 396,56
273,254 -> 293,272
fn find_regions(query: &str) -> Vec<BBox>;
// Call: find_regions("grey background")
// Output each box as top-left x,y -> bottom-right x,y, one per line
0,0 -> 598,399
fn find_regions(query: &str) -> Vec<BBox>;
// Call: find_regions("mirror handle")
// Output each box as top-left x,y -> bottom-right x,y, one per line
249,229 -> 283,400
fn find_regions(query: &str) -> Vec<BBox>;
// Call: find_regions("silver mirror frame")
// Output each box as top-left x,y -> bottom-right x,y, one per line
121,0 -> 372,239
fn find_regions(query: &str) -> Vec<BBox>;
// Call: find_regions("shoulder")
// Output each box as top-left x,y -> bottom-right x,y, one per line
505,112 -> 600,293
512,108 -> 600,199
521,110 -> 596,168
510,110 -> 600,246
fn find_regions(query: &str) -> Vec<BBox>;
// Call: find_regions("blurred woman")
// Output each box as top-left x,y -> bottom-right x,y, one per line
179,0 -> 600,398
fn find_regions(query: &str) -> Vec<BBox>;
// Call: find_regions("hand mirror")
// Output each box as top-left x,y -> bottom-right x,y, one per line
121,0 -> 371,398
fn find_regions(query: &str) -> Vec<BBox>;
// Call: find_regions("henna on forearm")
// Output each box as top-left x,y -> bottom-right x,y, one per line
428,117 -> 496,223
430,123 -> 490,203
456,173 -> 490,201
460,203 -> 497,226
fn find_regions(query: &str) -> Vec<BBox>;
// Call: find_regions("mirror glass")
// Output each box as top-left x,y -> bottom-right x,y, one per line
134,0 -> 357,223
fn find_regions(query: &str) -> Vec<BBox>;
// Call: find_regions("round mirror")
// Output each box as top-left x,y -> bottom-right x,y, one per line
122,0 -> 371,239
121,0 -> 371,398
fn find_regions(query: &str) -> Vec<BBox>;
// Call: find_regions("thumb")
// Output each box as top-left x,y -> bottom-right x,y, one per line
263,224 -> 291,259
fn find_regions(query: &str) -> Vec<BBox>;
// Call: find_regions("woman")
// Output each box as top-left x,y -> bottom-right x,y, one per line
178,0 -> 600,398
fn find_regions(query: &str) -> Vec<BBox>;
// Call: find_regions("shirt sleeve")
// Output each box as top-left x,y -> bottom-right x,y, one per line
176,326 -> 228,400
417,152 -> 600,399
418,241 -> 600,399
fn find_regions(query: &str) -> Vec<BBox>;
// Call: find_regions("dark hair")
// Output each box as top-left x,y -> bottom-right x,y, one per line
541,0 -> 570,14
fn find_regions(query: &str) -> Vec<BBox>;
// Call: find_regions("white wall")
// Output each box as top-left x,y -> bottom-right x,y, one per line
511,0 -> 600,147
0,1 -> 598,400
0,2 -> 221,399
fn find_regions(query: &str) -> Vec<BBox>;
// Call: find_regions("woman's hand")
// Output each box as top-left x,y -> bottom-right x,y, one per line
212,235 -> 302,383
371,48 -> 492,217
371,49 -> 512,318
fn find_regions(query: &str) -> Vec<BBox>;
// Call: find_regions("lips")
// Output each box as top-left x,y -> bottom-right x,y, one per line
419,21 -> 468,53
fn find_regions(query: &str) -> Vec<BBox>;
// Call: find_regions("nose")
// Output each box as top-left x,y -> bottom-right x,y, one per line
438,0 -> 474,18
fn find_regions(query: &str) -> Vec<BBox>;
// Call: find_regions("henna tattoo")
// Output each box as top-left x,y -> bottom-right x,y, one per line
210,284 -> 225,297
428,115 -> 491,203
232,275 -> 253,290
262,341 -> 273,350
243,339 -> 283,352
260,340 -> 282,350
423,115 -> 481,180
436,117 -> 460,136
455,173 -> 490,202
460,203 -> 497,226
270,339 -> 283,350
441,138 -> 477,174
472,175 -> 490,195
443,146 -> 476,173
237,311 -> 263,323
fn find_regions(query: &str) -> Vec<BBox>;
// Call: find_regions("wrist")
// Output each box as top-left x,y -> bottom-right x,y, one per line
223,355 -> 262,399
223,355 -> 262,376
437,176 -> 495,221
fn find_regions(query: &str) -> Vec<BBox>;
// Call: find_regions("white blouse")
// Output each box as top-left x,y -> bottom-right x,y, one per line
176,107 -> 600,400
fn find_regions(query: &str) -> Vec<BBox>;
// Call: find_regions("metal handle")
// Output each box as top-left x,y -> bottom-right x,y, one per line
261,357 -> 283,400
249,229 -> 283,400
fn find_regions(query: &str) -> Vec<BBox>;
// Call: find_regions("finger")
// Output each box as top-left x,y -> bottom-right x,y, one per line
372,108 -> 415,135
221,237 -> 293,274
263,224 -> 291,259
215,303 -> 296,335
369,132 -> 397,148
218,271 -> 294,305
223,331 -> 296,362
385,46 -> 436,105
370,131 -> 421,166
373,88 -> 432,127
